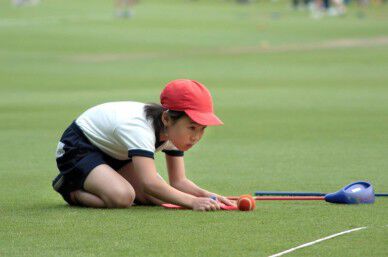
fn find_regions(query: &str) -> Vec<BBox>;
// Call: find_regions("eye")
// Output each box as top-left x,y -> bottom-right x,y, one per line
189,126 -> 196,131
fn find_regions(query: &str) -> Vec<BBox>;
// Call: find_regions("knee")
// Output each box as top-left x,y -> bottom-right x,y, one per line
106,187 -> 136,208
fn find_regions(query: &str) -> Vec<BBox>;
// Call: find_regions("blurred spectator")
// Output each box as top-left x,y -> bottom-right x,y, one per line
292,0 -> 312,10
115,0 -> 137,18
11,0 -> 39,6
329,0 -> 346,15
310,0 -> 346,18
323,0 -> 330,9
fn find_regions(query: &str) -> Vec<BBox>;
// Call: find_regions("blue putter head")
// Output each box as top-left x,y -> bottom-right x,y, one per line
324,181 -> 375,204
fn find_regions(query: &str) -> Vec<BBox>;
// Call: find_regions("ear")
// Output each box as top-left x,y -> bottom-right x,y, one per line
161,111 -> 171,127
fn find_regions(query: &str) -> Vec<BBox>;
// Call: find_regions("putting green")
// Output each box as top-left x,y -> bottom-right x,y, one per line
0,1 -> 387,256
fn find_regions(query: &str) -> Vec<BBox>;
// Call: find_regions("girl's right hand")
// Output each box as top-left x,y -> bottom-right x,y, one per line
191,197 -> 221,211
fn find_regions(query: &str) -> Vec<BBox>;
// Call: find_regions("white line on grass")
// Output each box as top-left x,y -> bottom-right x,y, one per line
268,227 -> 367,257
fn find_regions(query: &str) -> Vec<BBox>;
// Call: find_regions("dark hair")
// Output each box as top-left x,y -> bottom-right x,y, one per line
144,103 -> 186,138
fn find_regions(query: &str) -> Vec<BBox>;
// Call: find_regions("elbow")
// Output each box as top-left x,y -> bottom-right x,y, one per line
142,179 -> 163,195
170,179 -> 185,191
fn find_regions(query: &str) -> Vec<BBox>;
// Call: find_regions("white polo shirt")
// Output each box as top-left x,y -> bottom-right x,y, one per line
75,101 -> 183,160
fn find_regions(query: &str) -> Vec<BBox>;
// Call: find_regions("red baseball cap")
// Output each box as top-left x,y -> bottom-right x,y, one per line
160,79 -> 223,126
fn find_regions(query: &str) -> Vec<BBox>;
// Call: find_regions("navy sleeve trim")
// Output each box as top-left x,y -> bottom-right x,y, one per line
162,150 -> 184,157
128,149 -> 154,159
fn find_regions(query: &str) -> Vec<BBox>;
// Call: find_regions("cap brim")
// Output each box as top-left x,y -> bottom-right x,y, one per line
185,110 -> 224,126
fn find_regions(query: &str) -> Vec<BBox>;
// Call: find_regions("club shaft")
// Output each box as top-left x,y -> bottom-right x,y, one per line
255,191 -> 388,197
228,196 -> 325,201
255,191 -> 325,196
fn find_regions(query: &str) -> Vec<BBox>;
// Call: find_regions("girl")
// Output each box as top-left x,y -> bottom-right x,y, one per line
52,79 -> 235,211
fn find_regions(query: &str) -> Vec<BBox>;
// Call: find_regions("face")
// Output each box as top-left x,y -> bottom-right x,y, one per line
163,113 -> 206,151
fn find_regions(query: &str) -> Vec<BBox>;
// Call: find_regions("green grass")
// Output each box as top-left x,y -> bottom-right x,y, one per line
0,0 -> 387,256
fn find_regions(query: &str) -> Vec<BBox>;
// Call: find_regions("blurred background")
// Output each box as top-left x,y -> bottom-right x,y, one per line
0,0 -> 387,195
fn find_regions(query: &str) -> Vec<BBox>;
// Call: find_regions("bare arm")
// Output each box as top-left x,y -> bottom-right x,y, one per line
165,155 -> 235,206
165,155 -> 210,197
132,156 -> 220,210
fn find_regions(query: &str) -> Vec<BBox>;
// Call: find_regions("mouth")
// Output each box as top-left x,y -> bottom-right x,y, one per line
177,144 -> 193,151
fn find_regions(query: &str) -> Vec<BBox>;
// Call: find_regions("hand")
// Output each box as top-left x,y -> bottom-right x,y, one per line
191,197 -> 221,211
215,195 -> 237,207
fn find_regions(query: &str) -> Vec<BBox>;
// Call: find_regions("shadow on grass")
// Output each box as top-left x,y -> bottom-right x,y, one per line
19,201 -> 167,213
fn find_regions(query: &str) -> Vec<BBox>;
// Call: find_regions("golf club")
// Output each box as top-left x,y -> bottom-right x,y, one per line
253,181 -> 377,204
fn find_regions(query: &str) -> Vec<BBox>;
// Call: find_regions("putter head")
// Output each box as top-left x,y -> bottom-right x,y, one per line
324,181 -> 375,204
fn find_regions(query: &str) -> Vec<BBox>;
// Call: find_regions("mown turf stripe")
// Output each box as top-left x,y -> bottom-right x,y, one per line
69,36 -> 388,63
268,227 -> 367,257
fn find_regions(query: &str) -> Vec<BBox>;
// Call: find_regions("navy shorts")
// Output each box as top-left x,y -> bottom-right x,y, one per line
52,121 -> 130,205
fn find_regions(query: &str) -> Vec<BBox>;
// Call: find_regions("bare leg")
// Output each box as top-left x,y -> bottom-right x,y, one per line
72,164 -> 136,208
71,190 -> 105,208
118,163 -> 165,206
